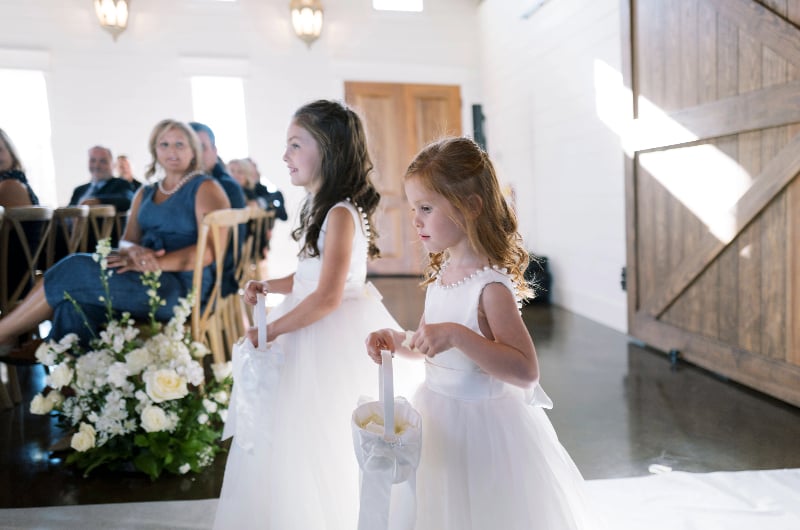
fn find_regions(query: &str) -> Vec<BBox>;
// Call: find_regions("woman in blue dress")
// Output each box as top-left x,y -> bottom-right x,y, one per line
0,119 -> 230,356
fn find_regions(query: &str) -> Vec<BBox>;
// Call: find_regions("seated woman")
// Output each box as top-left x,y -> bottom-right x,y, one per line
0,128 -> 45,317
0,128 -> 40,208
0,119 -> 230,356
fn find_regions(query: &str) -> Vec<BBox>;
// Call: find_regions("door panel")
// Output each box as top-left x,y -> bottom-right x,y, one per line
346,82 -> 462,275
623,0 -> 800,406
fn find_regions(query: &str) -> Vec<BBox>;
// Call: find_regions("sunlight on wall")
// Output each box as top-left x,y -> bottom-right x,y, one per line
190,76 -> 249,160
592,58 -> 753,243
0,68 -> 57,206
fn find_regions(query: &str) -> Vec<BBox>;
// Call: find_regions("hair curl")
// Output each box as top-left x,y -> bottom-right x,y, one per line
404,136 -> 532,299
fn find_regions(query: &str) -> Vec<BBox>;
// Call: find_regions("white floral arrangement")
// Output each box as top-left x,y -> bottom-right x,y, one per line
30,238 -> 233,480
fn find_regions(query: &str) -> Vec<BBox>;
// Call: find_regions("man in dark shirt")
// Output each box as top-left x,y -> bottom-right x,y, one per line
68,146 -> 133,212
189,122 -> 246,297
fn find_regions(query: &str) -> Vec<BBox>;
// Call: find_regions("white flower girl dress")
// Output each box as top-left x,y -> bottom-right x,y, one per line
407,265 -> 597,530
213,200 -> 420,529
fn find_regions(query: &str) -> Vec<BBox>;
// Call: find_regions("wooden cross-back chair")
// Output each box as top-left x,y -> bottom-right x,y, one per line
0,206 -> 54,408
46,206 -> 90,269
0,206 -> 54,316
84,205 -> 117,252
233,207 -> 276,331
191,208 -> 252,365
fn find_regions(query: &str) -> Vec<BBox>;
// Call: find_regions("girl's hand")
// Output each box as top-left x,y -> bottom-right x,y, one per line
243,280 -> 269,305
365,329 -> 398,364
409,322 -> 460,358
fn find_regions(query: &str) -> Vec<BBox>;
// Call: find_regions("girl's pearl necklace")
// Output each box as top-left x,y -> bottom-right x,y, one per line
158,170 -> 203,196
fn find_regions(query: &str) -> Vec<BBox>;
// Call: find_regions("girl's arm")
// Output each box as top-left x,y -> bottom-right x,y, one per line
410,283 -> 538,387
242,273 -> 295,304
266,206 -> 354,340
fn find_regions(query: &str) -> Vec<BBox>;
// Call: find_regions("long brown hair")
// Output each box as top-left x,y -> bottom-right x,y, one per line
0,128 -> 23,172
290,100 -> 381,259
405,136 -> 532,299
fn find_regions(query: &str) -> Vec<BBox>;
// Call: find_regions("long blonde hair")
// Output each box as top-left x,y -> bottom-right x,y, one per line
405,136 -> 532,299
144,119 -> 203,181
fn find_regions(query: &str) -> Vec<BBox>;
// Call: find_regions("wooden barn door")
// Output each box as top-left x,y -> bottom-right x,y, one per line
623,0 -> 800,406
345,82 -> 462,275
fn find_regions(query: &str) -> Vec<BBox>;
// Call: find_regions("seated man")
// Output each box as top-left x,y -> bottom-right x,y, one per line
69,145 -> 133,212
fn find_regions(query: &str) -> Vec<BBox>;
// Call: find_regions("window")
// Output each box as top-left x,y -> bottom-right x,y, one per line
190,76 -> 249,160
0,68 -> 56,206
373,0 -> 423,12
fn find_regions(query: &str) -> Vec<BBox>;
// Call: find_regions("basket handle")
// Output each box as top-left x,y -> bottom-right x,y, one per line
255,293 -> 268,351
378,350 -> 395,441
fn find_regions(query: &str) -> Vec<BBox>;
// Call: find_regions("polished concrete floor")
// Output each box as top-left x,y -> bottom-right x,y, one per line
2,277 -> 800,509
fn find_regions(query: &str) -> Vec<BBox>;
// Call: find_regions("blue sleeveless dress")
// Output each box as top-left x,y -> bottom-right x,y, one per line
43,176 -> 214,347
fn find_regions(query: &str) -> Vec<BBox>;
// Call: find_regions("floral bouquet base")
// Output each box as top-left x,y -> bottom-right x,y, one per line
30,238 -> 233,480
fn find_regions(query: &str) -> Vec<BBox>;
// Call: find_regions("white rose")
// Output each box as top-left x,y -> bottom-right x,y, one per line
125,348 -> 151,375
197,413 -> 209,425
34,342 -> 57,366
46,391 -> 65,408
212,362 -> 232,383
213,390 -> 228,404
191,341 -> 210,359
140,405 -> 170,433
71,423 -> 96,452
30,394 -> 53,415
144,369 -> 188,403
107,362 -> 130,388
219,409 -> 228,423
202,398 -> 218,414
179,463 -> 191,474
47,363 -> 74,390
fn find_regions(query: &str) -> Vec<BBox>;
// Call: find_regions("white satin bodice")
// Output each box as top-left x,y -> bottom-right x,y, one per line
423,266 -> 514,400
293,200 -> 370,299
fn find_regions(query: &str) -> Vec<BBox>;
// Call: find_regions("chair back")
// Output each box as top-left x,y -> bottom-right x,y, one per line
114,210 -> 130,246
0,206 -> 54,315
191,208 -> 252,364
244,207 -> 276,284
85,205 -> 117,252
47,206 -> 90,269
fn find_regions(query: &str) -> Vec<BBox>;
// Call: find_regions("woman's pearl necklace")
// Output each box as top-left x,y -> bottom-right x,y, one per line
158,170 -> 203,196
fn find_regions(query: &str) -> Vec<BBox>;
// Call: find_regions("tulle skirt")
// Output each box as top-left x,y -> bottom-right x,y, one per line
213,286 -> 420,530
410,382 -> 596,530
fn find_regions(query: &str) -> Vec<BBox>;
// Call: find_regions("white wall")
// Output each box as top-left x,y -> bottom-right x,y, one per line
477,0 -> 628,332
0,0 -> 630,330
0,0 -> 480,276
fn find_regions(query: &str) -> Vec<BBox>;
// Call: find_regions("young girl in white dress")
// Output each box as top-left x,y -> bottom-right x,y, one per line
366,137 -> 597,530
213,100 -> 404,529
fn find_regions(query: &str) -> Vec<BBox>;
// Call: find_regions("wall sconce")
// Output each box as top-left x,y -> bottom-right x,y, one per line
94,0 -> 129,41
290,0 -> 324,48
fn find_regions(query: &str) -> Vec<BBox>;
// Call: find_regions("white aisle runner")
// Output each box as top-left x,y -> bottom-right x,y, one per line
1,468 -> 799,529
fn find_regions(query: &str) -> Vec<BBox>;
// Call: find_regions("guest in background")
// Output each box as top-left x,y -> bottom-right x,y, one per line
0,119 -> 230,357
0,128 -> 39,208
116,154 -> 142,192
189,122 -> 246,297
228,157 -> 288,262
228,157 -> 288,222
0,128 -> 44,319
68,146 -> 133,211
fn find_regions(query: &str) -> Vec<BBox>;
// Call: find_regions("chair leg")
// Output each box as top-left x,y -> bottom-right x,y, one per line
0,365 -> 14,409
8,365 -> 22,403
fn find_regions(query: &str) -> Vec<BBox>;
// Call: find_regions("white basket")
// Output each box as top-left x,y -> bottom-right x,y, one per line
222,293 -> 284,451
352,351 -> 421,530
